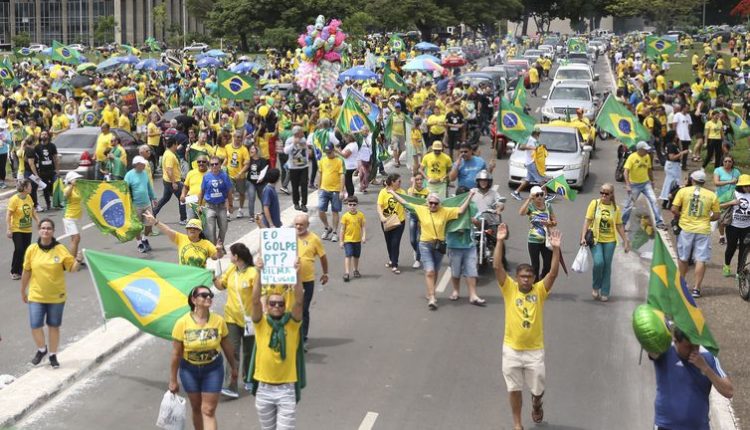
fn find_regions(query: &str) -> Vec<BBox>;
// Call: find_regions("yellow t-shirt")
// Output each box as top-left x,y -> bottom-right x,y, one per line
51,114 -> 69,133
704,119 -> 722,140
377,187 -> 406,222
529,67 -> 540,84
500,277 -> 548,350
672,186 -> 720,235
253,316 -> 302,383
171,312 -> 228,365
585,199 -> 622,243
23,244 -> 75,304
318,156 -> 345,192
147,122 -> 161,147
101,107 -> 116,127
172,232 -> 217,267
623,152 -> 651,184
95,132 -> 114,162
408,186 -> 429,200
224,145 -> 249,179
427,114 -> 446,135
297,233 -> 325,282
189,143 -> 216,169
340,210 -> 366,243
421,152 -> 452,181
63,185 -> 82,219
184,169 -> 207,197
8,193 -> 35,233
411,128 -> 424,149
412,205 -> 459,242
162,150 -> 181,183
217,265 -> 257,327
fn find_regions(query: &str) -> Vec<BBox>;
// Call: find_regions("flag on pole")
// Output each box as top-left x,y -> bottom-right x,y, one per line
498,98 -> 536,144
647,234 -> 719,354
567,38 -> 586,53
76,180 -> 144,242
14,47 -> 35,58
217,69 -> 256,100
0,60 -> 17,87
203,95 -> 220,112
389,34 -> 406,52
545,174 -> 577,201
346,88 -> 380,125
145,37 -> 161,52
645,36 -> 677,58
83,249 -> 214,340
336,91 -> 375,135
595,95 -> 651,148
50,40 -> 82,65
512,84 -> 527,109
383,63 -> 408,93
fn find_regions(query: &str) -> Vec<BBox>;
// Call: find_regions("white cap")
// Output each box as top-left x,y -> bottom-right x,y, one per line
636,141 -> 651,151
132,156 -> 147,165
0,119 -> 7,129
530,185 -> 544,195
690,170 -> 706,183
64,171 -> 82,184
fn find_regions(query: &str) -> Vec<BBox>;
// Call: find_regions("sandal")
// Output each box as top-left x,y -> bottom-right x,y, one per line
449,292 -> 460,301
470,297 -> 487,307
353,270 -> 361,278
392,267 -> 401,275
531,394 -> 544,423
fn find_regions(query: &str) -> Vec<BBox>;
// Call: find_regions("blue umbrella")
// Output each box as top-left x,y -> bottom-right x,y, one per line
117,55 -> 139,65
196,57 -> 222,68
415,42 -> 439,52
339,66 -> 378,81
135,58 -> 168,71
230,61 -> 258,74
205,49 -> 227,58
96,57 -> 121,71
415,54 -> 441,63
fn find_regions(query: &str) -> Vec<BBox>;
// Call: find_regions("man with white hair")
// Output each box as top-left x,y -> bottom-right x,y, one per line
124,156 -> 157,252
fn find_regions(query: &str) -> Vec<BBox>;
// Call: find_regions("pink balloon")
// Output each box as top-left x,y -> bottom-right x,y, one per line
334,32 -> 346,46
307,25 -> 315,34
298,34 -> 307,48
323,51 -> 341,62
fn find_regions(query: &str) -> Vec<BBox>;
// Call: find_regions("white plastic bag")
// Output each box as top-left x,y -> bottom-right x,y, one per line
571,245 -> 592,273
156,390 -> 187,430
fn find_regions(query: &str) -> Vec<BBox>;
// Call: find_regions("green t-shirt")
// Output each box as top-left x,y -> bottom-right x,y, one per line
527,202 -> 553,244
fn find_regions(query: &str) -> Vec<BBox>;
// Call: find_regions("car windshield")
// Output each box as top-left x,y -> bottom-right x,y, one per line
53,134 -> 96,149
525,50 -> 542,56
550,86 -> 590,101
556,69 -> 591,80
457,76 -> 492,88
538,131 -> 578,153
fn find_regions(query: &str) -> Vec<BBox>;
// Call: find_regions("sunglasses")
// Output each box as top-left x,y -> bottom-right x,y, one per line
194,292 -> 214,299
533,193 -> 544,197
209,162 -> 220,166
460,151 -> 469,154
197,160 -> 207,164
268,300 -> 285,308
600,191 -> 612,196
348,203 -> 358,207
428,201 -> 440,205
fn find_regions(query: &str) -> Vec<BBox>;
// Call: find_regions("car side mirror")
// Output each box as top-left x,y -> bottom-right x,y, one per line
583,145 -> 593,152
593,74 -> 600,81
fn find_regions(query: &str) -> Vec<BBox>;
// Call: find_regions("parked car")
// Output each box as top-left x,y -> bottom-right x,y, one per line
480,66 -> 519,91
522,49 -> 545,63
28,44 -> 48,53
507,124 -> 592,189
455,72 -> 507,98
541,81 -> 598,122
551,64 -> 598,90
55,127 -> 142,179
442,47 -> 467,67
183,42 -> 209,54
68,44 -> 86,52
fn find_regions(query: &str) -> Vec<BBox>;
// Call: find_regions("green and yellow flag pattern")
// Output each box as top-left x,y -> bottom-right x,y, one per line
76,180 -> 144,242
51,40 -> 82,65
217,69 -> 256,100
595,96 -> 651,148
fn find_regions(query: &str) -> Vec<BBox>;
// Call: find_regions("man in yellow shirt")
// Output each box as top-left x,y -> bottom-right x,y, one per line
671,170 -> 720,298
419,141 -> 453,197
703,110 -> 724,170
426,108 -> 446,143
146,112 -> 161,157
493,223 -> 562,430
317,143 -> 345,241
152,136 -> 187,223
50,104 -> 70,139
225,130 -> 250,218
181,155 -> 209,209
94,123 -> 114,180
622,141 -> 666,229
293,213 -> 329,344
117,106 -> 132,131
528,63 -> 540,96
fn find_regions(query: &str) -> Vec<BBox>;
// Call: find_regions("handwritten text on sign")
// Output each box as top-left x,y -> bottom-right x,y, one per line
261,228 -> 297,285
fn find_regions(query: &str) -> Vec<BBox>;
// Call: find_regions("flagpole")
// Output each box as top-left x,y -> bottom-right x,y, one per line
593,92 -> 612,126
82,249 -> 108,331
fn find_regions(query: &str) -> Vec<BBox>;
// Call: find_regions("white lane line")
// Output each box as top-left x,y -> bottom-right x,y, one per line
436,267 -> 452,293
534,107 -> 540,113
358,411 -> 379,430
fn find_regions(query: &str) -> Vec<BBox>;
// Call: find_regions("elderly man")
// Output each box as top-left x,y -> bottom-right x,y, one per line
671,170 -> 720,298
124,156 -> 157,252
293,214 -> 329,347
198,156 -> 233,248
493,223 -> 562,430
621,141 -> 667,230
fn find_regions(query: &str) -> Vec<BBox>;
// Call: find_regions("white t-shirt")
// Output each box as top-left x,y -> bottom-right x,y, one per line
732,191 -> 750,229
523,136 -> 537,165
672,112 -> 692,142
358,134 -> 373,162
343,142 -> 359,170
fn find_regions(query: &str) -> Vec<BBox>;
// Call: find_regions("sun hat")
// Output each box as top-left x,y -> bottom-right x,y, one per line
185,219 -> 203,231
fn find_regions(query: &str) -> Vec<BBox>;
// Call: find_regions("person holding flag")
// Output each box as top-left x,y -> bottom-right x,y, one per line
621,142 -> 667,230
510,128 -> 545,201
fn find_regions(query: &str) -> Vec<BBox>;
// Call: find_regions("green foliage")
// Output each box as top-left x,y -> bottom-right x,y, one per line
94,16 -> 118,45
186,31 -> 214,46
262,28 -> 298,49
345,11 -> 375,40
606,0 -> 704,31
11,33 -> 31,49
153,3 -> 167,41
186,0 -> 213,20
166,23 -> 183,49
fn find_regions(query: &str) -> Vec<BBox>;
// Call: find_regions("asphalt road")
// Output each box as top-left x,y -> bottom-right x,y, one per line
8,56 -> 658,429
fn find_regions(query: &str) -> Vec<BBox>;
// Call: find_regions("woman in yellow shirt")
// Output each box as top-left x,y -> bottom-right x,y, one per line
213,243 -> 258,397
169,285 -> 238,430
7,179 -> 39,279
62,171 -> 84,261
21,218 -> 79,368
407,173 -> 429,269
703,110 -> 724,170
143,214 -> 224,267
377,174 -> 407,274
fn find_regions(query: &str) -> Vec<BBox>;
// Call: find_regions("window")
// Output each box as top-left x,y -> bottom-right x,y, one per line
67,0 -> 89,45
0,1 -> 10,46
15,0 -> 35,40
40,0 -> 63,46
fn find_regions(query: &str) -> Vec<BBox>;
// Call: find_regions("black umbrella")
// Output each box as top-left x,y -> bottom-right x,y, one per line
713,69 -> 738,77
70,75 -> 94,88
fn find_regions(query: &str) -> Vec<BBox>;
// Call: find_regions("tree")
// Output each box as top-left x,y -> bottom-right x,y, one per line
153,3 -> 167,42
166,23 -> 183,48
94,16 -> 118,45
11,33 -> 31,49
186,0 -> 214,20
606,0 -> 703,32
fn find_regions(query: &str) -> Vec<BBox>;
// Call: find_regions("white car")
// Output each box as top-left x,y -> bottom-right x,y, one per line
538,44 -> 556,60
68,44 -> 86,52
507,125 -> 592,189
551,64 -> 598,90
183,42 -> 208,54
28,43 -> 48,53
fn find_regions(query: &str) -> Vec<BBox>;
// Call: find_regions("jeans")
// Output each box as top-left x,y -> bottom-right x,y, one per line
302,280 -> 315,342
344,169 -> 355,197
680,140 -> 691,170
622,182 -> 664,226
225,323 -> 254,392
309,159 -> 318,186
39,173 -> 55,208
152,181 -> 187,221
179,355 -> 224,394
382,221 -> 405,267
11,232 -> 32,275
408,213 -> 421,261
246,181 -> 265,217
527,241 -> 552,282
204,202 -> 228,244
591,241 -> 616,296
289,167 -> 308,206
725,225 -> 750,269
277,153 -> 290,188
659,161 -> 682,201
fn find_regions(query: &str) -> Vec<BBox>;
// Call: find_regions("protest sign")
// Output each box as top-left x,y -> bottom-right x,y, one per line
260,228 -> 297,285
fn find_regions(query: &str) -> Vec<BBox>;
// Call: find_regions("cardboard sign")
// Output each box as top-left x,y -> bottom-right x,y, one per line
260,228 -> 297,285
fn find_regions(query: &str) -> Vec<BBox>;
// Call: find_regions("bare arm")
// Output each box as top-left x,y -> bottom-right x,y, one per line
142,211 -> 177,242
580,218 -> 592,245
493,224 -> 508,285
518,195 -> 532,216
250,263 -> 263,323
168,341 -> 183,393
291,272 -> 304,322
319,254 -> 329,285
458,190 -> 476,214
616,223 -> 630,252
220,336 -> 238,379
542,229 -> 562,292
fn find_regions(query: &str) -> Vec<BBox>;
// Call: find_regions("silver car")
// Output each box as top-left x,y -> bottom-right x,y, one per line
541,82 -> 598,121
55,127 -> 142,179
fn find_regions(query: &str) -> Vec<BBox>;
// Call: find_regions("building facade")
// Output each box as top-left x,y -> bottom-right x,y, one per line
0,0 -> 204,49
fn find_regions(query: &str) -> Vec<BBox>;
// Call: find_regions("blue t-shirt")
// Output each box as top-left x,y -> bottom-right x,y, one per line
713,166 -> 740,203
261,185 -> 282,227
201,171 -> 232,205
454,156 -> 487,190
123,169 -> 155,207
653,345 -> 726,430
0,130 -> 10,155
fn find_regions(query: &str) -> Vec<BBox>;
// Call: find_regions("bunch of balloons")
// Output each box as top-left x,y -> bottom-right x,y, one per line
295,15 -> 347,98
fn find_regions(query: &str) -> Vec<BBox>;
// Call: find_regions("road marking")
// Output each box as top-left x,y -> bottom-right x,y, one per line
58,222 -> 95,240
534,107 -> 540,113
358,411 -> 379,430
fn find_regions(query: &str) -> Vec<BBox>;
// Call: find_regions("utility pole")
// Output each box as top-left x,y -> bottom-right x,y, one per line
702,0 -> 706,28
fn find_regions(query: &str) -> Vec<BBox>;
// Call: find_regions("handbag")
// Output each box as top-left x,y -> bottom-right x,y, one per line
430,212 -> 447,254
720,205 -> 734,227
383,214 -> 401,231
584,199 -> 599,247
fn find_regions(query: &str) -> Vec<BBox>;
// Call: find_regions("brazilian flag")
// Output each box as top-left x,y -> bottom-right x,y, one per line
83,249 -> 214,340
512,84 -> 527,110
545,174 -> 577,201
0,60 -> 17,87
145,37 -> 161,52
567,38 -> 586,53
398,192 -> 477,232
217,69 -> 256,100
719,108 -> 750,140
594,95 -> 651,148
14,47 -> 35,58
498,98 -> 536,144
645,36 -> 676,59
389,34 -> 406,52
383,63 -> 408,93
335,91 -> 374,135
76,180 -> 144,242
167,89 -> 180,109
50,40 -> 82,65
203,95 -> 220,112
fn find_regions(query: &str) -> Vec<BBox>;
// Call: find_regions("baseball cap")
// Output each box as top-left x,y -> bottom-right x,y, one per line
64,171 -> 82,184
185,219 -> 203,231
0,119 -> 7,129
432,141 -> 443,150
636,141 -> 651,151
324,143 -> 335,152
690,170 -> 706,183
530,186 -> 544,195
132,156 -> 147,165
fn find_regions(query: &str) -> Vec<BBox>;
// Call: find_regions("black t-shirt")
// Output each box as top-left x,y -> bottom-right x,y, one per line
666,141 -> 680,160
246,157 -> 269,183
446,111 -> 464,135
35,142 -> 58,175
743,101 -> 750,121
23,146 -> 36,174
174,114 -> 197,131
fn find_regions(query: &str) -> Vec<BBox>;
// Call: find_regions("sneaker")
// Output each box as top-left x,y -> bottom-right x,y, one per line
300,205 -> 308,213
353,270 -> 361,278
600,295 -> 609,302
656,222 -> 668,230
31,348 -> 47,365
321,228 -> 332,240
0,183 -> 7,189
691,288 -> 702,298
237,209 -> 245,219
178,219 -> 187,226
343,274 -> 350,282
412,260 -> 422,269
510,191 -> 522,201
226,211 -> 232,220
143,240 -> 152,253
723,265 -> 732,277
294,204 -> 301,211
49,354 -> 60,369
35,205 -> 45,212
428,299 -> 438,310
137,242 -> 146,253
244,382 -> 254,392
330,232 -> 338,242
10,273 -> 21,280
280,187 -> 289,195
221,388 -> 239,399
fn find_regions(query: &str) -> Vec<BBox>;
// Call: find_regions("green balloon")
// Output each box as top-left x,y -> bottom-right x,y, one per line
632,304 -> 672,355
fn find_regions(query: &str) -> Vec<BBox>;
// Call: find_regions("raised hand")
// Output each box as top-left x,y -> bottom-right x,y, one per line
496,223 -> 508,241
548,228 -> 562,248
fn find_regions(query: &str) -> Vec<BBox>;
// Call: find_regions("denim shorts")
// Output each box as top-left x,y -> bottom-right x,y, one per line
29,302 -> 65,329
525,162 -> 546,183
344,242 -> 362,258
419,241 -> 445,272
449,247 -> 478,278
677,231 -> 712,262
318,190 -> 342,212
179,354 -> 224,393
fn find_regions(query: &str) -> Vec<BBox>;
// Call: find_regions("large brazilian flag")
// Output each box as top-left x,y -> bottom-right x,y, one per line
76,180 -> 143,242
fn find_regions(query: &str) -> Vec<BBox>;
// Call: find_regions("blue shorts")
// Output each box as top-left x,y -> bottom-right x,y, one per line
29,302 -> 65,329
449,247 -> 478,278
318,190 -> 342,213
179,354 -> 224,393
419,241 -> 445,272
525,162 -> 546,183
344,242 -> 362,258
677,231 -> 712,262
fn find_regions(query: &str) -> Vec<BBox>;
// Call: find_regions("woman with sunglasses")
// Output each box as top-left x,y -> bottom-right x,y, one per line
518,185 -> 557,282
579,184 -> 630,301
143,212 -> 224,267
719,174 -> 750,277
169,285 -> 238,430
7,179 -> 39,280
713,154 -> 740,246
377,174 -> 407,274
